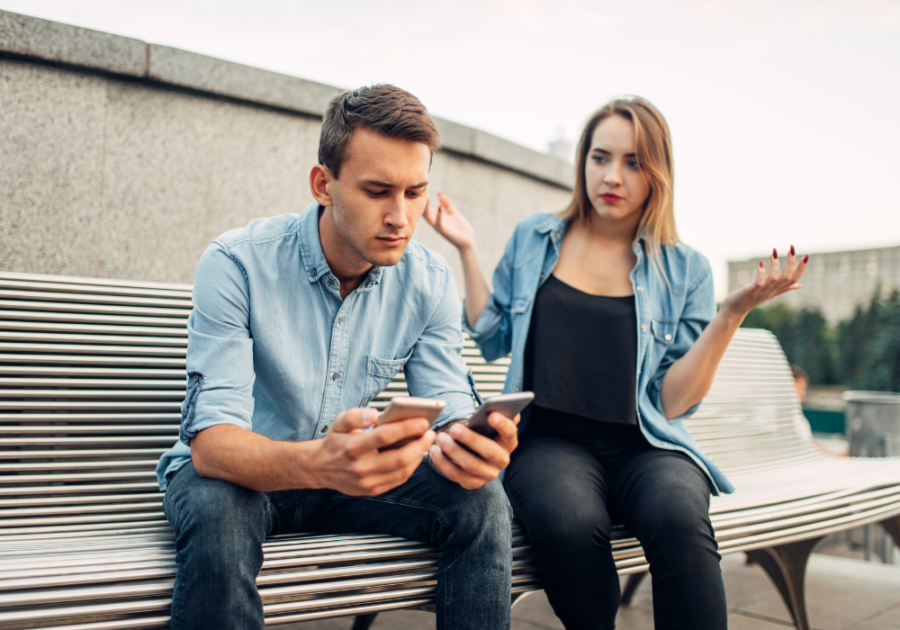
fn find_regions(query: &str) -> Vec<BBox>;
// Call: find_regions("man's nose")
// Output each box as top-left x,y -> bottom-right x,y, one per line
385,194 -> 411,228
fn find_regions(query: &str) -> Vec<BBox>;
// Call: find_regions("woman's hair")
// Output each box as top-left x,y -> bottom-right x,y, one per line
560,96 -> 678,283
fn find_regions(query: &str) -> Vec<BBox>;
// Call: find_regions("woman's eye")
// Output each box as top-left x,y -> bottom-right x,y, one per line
592,155 -> 606,164
628,160 -> 640,169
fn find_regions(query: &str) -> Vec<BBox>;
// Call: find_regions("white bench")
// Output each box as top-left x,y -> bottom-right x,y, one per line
0,270 -> 898,630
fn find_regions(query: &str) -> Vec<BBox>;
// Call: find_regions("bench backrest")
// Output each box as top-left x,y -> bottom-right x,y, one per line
0,272 -> 815,541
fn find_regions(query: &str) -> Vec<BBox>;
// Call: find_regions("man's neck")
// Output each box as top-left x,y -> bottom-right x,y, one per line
318,206 -> 372,299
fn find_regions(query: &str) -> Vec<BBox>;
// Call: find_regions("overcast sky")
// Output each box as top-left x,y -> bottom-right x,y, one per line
3,0 -> 899,297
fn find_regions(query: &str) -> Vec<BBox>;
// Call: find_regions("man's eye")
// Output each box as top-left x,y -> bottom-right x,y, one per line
368,190 -> 387,197
406,191 -> 423,198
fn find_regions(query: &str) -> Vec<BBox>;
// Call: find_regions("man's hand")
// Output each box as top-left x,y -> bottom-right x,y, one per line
309,408 -> 436,496
427,412 -> 519,490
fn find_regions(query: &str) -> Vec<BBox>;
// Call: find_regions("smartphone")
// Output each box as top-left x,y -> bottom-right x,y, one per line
376,397 -> 446,451
464,392 -> 535,438
377,397 -> 447,426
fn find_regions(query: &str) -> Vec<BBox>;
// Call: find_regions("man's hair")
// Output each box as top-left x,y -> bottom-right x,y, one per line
318,84 -> 441,178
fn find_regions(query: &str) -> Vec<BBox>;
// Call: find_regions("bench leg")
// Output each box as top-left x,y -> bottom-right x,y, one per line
620,571 -> 647,607
351,613 -> 378,630
881,515 -> 900,552
746,536 -> 823,630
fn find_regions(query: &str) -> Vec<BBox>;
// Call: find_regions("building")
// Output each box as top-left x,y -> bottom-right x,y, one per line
728,245 -> 900,323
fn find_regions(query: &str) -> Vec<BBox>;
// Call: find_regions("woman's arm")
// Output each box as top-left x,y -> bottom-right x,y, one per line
660,248 -> 808,419
423,193 -> 490,328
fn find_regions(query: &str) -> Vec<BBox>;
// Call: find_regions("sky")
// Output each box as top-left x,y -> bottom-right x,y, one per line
2,0 -> 899,298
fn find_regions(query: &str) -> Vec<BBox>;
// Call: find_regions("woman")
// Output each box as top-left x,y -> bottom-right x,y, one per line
424,97 -> 807,630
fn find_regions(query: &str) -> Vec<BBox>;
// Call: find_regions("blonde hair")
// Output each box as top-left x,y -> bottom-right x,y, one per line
561,96 -> 678,285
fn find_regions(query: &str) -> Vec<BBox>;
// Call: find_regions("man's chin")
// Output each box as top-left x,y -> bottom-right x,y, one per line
366,252 -> 405,267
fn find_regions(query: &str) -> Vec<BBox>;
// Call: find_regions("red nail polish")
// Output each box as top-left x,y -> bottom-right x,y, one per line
759,261 -> 764,268
773,248 -> 778,260
790,245 -> 795,256
803,254 -> 809,264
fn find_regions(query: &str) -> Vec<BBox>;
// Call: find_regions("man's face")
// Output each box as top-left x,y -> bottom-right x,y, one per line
328,127 -> 431,267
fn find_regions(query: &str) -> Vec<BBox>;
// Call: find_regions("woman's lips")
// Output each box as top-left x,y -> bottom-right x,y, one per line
601,194 -> 622,203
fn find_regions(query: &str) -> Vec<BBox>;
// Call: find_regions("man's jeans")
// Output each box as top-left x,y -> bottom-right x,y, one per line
163,461 -> 513,630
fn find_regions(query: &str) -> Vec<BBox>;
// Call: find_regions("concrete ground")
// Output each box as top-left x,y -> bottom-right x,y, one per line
282,550 -> 900,630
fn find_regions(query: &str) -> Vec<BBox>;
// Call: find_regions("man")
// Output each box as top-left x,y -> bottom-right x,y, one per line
156,84 -> 519,630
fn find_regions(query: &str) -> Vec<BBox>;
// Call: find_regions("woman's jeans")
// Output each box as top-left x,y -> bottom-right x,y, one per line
163,461 -> 513,630
504,414 -> 727,630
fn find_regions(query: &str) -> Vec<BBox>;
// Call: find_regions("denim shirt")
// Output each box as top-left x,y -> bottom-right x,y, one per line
156,203 -> 479,489
463,213 -> 734,495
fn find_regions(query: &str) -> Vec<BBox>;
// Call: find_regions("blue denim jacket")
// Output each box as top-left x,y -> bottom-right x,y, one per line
463,213 -> 734,495
156,203 -> 479,489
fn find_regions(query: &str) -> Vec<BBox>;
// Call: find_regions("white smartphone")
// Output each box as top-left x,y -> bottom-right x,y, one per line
464,392 -> 535,438
377,396 -> 447,426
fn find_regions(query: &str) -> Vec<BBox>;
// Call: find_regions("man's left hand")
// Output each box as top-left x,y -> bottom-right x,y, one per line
428,412 -> 519,490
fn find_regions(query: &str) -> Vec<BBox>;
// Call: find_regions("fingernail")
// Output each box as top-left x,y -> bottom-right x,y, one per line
364,409 -> 378,425
773,248 -> 778,260
436,433 -> 447,445
450,424 -> 463,437
803,254 -> 809,264
790,245 -> 795,256
759,261 -> 764,268
429,445 -> 440,456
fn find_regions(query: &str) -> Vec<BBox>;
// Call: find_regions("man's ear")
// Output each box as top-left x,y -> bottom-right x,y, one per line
309,164 -> 335,207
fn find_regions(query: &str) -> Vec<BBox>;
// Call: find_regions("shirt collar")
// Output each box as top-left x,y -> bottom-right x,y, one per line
298,202 -> 384,289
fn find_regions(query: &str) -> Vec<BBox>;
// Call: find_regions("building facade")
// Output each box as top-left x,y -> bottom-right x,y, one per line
728,245 -> 900,323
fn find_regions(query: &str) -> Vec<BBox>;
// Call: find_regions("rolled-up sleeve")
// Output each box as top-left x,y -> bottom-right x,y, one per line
461,231 -> 517,362
178,244 -> 256,445
646,262 -> 716,422
405,265 -> 479,428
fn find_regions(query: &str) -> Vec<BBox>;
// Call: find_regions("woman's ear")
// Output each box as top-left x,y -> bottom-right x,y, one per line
309,164 -> 334,207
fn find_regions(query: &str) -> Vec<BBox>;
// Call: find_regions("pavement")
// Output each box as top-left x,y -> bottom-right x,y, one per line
282,550 -> 900,630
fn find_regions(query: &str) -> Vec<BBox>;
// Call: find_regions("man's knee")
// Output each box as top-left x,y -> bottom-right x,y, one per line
165,464 -> 269,563
444,479 -> 513,551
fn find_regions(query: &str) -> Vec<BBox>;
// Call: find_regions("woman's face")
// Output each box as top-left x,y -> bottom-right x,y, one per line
584,115 -> 651,225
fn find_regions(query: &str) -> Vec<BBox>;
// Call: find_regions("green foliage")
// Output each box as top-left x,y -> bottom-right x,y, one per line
741,290 -> 900,391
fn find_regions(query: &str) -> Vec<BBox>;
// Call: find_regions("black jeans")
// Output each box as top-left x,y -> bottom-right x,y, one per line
504,409 -> 726,630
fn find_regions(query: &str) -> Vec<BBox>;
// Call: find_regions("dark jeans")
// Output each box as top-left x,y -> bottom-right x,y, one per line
504,410 -> 726,630
163,461 -> 513,630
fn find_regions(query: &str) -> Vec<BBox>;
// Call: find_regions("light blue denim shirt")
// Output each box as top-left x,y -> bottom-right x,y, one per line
463,213 -> 734,495
156,203 -> 479,489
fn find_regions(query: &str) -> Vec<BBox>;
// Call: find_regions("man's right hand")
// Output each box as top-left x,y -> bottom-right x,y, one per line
308,408 -> 436,496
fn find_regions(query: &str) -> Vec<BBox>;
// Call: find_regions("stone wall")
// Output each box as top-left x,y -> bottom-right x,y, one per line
0,10 -> 573,293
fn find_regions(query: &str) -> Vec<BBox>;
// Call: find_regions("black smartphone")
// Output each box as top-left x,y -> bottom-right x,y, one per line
464,392 -> 535,438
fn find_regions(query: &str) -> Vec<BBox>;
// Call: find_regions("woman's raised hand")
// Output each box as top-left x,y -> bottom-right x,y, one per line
423,192 -> 476,252
722,246 -> 809,319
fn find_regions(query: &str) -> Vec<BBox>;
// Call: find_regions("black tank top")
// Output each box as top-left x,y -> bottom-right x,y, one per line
523,274 -> 638,424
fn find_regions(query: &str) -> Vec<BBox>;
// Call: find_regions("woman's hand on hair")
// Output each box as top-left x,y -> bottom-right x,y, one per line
423,193 -> 476,252
721,246 -> 808,320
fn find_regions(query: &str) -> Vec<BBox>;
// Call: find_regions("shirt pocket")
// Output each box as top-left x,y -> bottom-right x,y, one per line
359,352 -> 413,407
650,319 -> 677,347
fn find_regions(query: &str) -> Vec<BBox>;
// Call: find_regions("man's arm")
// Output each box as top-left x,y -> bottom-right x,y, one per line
191,411 -> 435,495
403,264 -> 519,489
185,245 -> 435,495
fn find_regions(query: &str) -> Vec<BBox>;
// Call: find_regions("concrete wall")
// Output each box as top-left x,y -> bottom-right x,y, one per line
0,10 -> 573,293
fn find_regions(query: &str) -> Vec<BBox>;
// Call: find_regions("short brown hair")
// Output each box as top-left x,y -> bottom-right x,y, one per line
318,84 -> 441,178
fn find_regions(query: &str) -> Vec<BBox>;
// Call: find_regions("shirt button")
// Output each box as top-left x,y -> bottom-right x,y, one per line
641,325 -> 647,332
328,279 -> 335,287
321,426 -> 329,433
311,269 -> 317,276
338,317 -> 343,324
665,333 -> 672,341
192,375 -> 199,382
636,286 -> 644,292
332,373 -> 338,380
